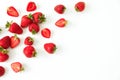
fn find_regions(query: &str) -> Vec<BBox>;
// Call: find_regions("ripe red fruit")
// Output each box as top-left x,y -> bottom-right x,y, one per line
7,6 -> 19,17
75,2 -> 85,12
23,45 -> 36,58
55,18 -> 67,28
27,1 -> 37,12
0,47 -> 9,62
29,23 -> 40,34
21,14 -> 33,28
41,28 -> 51,38
0,66 -> 5,77
44,43 -> 56,54
11,62 -> 24,73
54,4 -> 66,14
32,12 -> 46,23
10,35 -> 20,48
0,36 -> 11,49
6,22 -> 23,34
24,36 -> 34,45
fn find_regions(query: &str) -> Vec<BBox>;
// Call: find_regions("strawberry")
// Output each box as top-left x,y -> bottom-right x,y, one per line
24,36 -> 34,45
21,14 -> 33,28
0,36 -> 11,49
55,18 -> 67,28
54,4 -> 66,14
32,12 -> 46,23
10,35 -> 20,48
7,6 -> 19,17
23,45 -> 36,58
41,28 -> 51,38
0,47 -> 9,62
0,66 -> 5,77
44,43 -> 56,54
6,21 -> 23,34
28,23 -> 40,34
27,1 -> 37,12
75,2 -> 85,12
11,62 -> 24,73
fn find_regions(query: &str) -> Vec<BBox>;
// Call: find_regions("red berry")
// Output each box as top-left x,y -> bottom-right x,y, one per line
27,1 -> 37,12
7,6 -> 19,17
29,23 -> 40,34
75,2 -> 85,12
0,66 -> 5,77
10,35 -> 20,48
54,4 -> 66,14
55,18 -> 67,28
41,28 -> 51,38
24,36 -> 34,45
44,43 -> 56,54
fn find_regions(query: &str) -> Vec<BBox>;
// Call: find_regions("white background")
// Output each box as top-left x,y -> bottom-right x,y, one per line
0,0 -> 120,80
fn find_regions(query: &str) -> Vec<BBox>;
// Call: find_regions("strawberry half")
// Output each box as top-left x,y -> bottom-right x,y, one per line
54,4 -> 66,14
55,18 -> 67,28
0,66 -> 5,77
6,21 -> 23,34
44,43 -> 56,54
41,28 -> 51,38
32,12 -> 46,23
10,35 -> 20,48
27,1 -> 37,12
0,36 -> 11,49
28,23 -> 40,34
23,45 -> 36,58
7,6 -> 19,17
75,2 -> 85,12
11,62 -> 24,73
24,36 -> 34,45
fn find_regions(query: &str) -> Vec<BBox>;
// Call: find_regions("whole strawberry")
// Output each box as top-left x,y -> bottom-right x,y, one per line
6,21 -> 23,34
54,4 -> 66,14
11,62 -> 24,73
0,36 -> 11,49
0,66 -> 5,77
44,43 -> 56,54
0,47 -> 9,62
10,35 -> 20,48
21,14 -> 33,28
23,45 -> 36,58
75,2 -> 85,12
55,18 -> 67,28
32,12 -> 46,23
24,36 -> 34,45
28,23 -> 40,34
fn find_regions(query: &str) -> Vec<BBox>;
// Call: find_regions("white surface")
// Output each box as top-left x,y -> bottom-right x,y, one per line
0,0 -> 120,80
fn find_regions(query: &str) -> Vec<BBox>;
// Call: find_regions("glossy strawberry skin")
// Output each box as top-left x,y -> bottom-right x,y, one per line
27,1 -> 37,12
0,50 -> 9,62
55,18 -> 67,28
23,45 -> 36,58
29,23 -> 40,34
7,6 -> 19,17
0,66 -> 5,77
24,36 -> 34,45
10,35 -> 20,48
21,15 -> 33,28
44,43 -> 56,54
75,2 -> 85,12
54,4 -> 66,14
41,28 -> 51,38
11,62 -> 23,73
0,36 -> 11,49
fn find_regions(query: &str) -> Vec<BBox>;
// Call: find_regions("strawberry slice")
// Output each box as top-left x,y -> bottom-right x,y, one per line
41,28 -> 51,38
55,18 -> 67,28
7,6 -> 19,17
10,35 -> 20,48
27,1 -> 37,12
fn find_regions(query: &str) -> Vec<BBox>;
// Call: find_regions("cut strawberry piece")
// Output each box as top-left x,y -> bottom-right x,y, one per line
41,28 -> 51,38
7,6 -> 19,17
27,1 -> 37,12
10,35 -> 20,48
0,66 -> 5,77
55,18 -> 67,28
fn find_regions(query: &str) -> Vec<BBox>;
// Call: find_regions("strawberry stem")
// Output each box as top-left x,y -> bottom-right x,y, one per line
38,15 -> 46,23
28,13 -> 33,20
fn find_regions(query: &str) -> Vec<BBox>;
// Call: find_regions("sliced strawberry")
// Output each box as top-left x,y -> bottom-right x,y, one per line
10,35 -> 20,48
41,28 -> 51,38
23,45 -> 36,58
75,2 -> 85,12
24,36 -> 34,45
44,43 -> 56,54
55,18 -> 67,28
27,1 -> 37,12
28,23 -> 40,34
54,4 -> 66,14
0,66 -> 5,77
11,62 -> 24,73
7,6 -> 19,17
0,36 -> 11,49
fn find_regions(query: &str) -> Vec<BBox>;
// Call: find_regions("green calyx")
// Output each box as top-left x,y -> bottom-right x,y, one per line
0,47 -> 8,54
5,21 -> 13,28
38,15 -> 46,23
32,29 -> 37,35
28,13 -> 33,20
